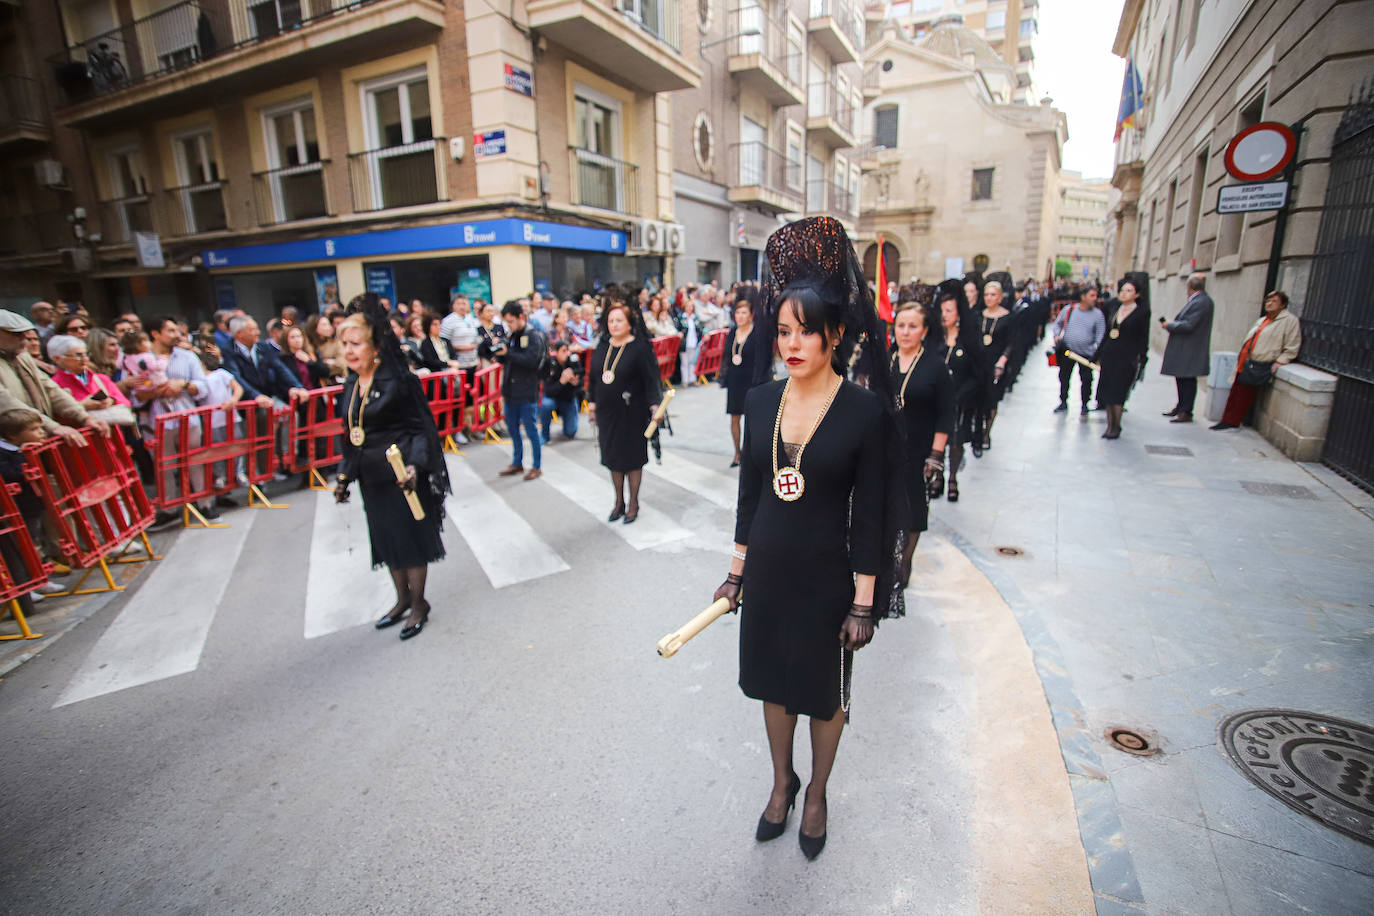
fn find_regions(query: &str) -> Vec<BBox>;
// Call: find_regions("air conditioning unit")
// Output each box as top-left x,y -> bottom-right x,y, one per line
643,219 -> 665,254
35,159 -> 67,189
664,222 -> 686,255
627,218 -> 651,254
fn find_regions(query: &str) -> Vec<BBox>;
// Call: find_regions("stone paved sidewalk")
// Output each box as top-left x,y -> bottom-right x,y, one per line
934,354 -> 1374,914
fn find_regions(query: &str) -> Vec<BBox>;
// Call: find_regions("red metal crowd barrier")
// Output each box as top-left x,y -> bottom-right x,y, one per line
651,335 -> 681,387
695,328 -> 729,382
22,429 -> 157,594
284,384 -> 345,485
419,368 -> 467,449
469,364 -> 505,441
0,480 -> 51,640
153,402 -> 281,522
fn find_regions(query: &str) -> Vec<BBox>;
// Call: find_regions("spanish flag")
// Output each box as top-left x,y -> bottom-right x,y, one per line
1114,59 -> 1144,141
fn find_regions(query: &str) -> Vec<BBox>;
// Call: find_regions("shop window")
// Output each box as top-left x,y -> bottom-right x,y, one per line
971,167 -> 994,201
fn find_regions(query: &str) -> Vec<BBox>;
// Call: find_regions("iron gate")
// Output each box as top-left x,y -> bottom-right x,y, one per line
1301,82 -> 1374,492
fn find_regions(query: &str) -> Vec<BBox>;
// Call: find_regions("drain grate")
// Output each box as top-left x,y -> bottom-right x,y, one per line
995,546 -> 1024,557
1219,709 -> 1374,846
1145,444 -> 1194,457
1239,481 -> 1317,500
1106,726 -> 1159,756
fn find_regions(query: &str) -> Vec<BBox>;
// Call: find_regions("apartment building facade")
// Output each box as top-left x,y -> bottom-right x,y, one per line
669,0 -> 866,285
1,0 -> 700,320
1055,169 -> 1108,283
1105,0 -> 1374,484
857,17 -> 1063,283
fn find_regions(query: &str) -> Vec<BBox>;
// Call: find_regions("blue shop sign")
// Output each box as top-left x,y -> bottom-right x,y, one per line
203,218 -> 627,269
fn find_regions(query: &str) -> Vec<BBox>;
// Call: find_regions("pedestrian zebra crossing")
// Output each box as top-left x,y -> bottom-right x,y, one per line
53,442 -> 741,707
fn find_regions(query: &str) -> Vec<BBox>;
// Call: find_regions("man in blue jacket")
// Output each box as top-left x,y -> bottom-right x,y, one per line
222,315 -> 307,407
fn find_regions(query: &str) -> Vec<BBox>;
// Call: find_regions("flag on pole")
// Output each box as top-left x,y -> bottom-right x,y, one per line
875,234 -> 893,324
1115,59 -> 1144,141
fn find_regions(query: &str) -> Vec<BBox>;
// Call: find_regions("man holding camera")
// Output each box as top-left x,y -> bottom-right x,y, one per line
494,301 -> 547,481
540,341 -> 584,443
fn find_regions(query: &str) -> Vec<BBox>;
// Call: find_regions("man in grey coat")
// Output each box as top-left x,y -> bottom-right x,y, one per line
1159,273 -> 1214,423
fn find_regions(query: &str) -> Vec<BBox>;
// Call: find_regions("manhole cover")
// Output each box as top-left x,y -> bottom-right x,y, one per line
995,546 -> 1024,557
1219,709 -> 1374,845
1106,726 -> 1159,756
1239,481 -> 1317,500
1145,444 -> 1194,456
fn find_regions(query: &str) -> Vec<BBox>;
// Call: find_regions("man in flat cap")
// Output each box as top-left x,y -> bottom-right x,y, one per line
0,310 -> 109,446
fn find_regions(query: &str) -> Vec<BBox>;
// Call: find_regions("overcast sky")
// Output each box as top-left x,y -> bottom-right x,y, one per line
1034,0 -> 1128,180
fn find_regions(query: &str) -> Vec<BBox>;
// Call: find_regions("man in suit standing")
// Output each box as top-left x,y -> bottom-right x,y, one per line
1159,273 -> 1214,424
223,316 -> 307,408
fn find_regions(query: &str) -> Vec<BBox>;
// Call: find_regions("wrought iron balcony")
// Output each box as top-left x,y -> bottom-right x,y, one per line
164,180 -> 229,236
568,147 -> 639,214
806,178 -> 855,219
527,0 -> 700,92
728,141 -> 804,215
253,161 -> 332,225
99,195 -> 157,245
726,5 -> 805,107
807,81 -> 856,149
348,138 -> 447,213
806,0 -> 861,63
0,74 -> 51,147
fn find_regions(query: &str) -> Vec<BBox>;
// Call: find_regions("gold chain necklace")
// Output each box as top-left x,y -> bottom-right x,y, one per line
981,314 -> 1000,347
731,328 -> 750,366
892,345 -> 924,409
347,375 -> 374,447
770,375 -> 843,502
601,340 -> 628,385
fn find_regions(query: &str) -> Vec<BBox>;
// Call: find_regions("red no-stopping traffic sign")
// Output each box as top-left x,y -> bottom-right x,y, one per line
1224,122 -> 1297,182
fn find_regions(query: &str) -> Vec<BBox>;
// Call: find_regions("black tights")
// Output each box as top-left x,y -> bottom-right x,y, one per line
387,565 -> 430,620
610,469 -> 643,512
899,532 -> 921,589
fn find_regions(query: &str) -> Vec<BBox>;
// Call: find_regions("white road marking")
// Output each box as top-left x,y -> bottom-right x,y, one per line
537,448 -> 692,550
444,454 -> 570,588
645,451 -> 738,510
57,513 -> 258,707
304,489 -> 396,639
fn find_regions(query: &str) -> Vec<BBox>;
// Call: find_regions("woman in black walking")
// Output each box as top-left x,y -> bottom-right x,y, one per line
936,281 -> 985,502
1095,272 -> 1151,439
587,298 -> 661,524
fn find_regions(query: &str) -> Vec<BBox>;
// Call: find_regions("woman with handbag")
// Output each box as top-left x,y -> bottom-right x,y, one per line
1095,272 -> 1151,439
1211,290 -> 1301,431
712,217 -> 907,861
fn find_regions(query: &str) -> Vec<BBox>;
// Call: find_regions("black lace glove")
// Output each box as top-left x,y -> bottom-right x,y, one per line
924,449 -> 945,501
400,465 -> 417,492
713,573 -> 742,613
334,477 -> 351,504
841,603 -> 874,650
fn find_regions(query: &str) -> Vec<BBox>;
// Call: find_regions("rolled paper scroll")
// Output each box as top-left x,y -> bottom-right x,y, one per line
657,595 -> 734,658
385,443 -> 425,521
1064,349 -> 1102,372
643,388 -> 677,439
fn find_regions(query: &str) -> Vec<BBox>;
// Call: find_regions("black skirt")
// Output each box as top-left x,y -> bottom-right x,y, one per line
359,467 -> 445,569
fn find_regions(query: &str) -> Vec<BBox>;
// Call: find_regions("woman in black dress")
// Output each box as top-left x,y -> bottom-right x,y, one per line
333,295 -> 450,640
890,301 -> 954,585
587,299 -> 661,524
974,278 -> 1013,453
713,217 -> 906,861
1096,272 -> 1151,440
937,282 -> 985,502
722,287 -> 763,467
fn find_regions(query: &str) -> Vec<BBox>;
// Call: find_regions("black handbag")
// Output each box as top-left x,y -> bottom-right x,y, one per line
1237,359 -> 1274,386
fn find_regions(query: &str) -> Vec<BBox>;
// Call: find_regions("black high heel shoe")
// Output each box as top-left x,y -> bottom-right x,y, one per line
798,786 -> 827,860
400,600 -> 430,640
607,504 -> 625,522
755,771 -> 801,841
623,504 -> 639,525
375,602 -> 409,629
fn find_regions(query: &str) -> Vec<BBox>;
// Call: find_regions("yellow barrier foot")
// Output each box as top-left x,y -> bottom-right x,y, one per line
47,557 -> 124,598
248,484 -> 288,509
483,428 -> 507,444
308,469 -> 333,492
111,533 -> 157,564
0,598 -> 42,641
443,435 -> 465,456
184,503 -> 231,529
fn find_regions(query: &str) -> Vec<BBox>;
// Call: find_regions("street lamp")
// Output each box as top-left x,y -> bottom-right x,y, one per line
700,27 -> 760,52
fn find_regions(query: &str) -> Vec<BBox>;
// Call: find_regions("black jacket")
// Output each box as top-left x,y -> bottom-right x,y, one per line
543,352 -> 585,401
223,341 -> 300,401
495,323 -> 546,403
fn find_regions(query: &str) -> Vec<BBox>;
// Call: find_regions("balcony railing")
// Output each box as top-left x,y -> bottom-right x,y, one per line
253,161 -> 331,225
0,211 -> 71,256
99,195 -> 156,244
808,81 -> 855,134
165,180 -> 229,235
0,74 -> 47,132
615,0 -> 680,53
730,141 -> 804,201
806,179 -> 855,217
348,138 -> 447,212
727,4 -> 804,89
48,0 -> 396,105
568,147 -> 639,214
807,0 -> 862,52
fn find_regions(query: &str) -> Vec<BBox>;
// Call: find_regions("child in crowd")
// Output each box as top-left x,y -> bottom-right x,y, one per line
118,330 -> 169,394
0,408 -> 65,601
198,349 -> 244,494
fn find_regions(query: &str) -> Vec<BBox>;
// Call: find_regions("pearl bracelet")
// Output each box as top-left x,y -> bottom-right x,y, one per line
731,549 -> 747,562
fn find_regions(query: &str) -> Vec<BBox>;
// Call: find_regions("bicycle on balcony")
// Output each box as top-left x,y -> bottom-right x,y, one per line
86,42 -> 129,92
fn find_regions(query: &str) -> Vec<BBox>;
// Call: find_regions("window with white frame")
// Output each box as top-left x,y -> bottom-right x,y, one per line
263,99 -> 327,222
172,128 -> 226,233
833,155 -> 847,211
785,121 -> 804,192
849,162 -> 860,215
107,146 -> 153,242
573,84 -> 628,211
361,68 -> 439,210
807,154 -> 824,211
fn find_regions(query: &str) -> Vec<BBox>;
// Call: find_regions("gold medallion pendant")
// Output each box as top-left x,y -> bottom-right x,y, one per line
1109,328 -> 1121,339
349,427 -> 365,447
602,371 -> 615,385
983,333 -> 993,346
773,467 -> 804,502
732,353 -> 743,366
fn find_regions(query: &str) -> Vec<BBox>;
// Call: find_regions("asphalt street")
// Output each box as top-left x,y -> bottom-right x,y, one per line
2,356 -> 1372,915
